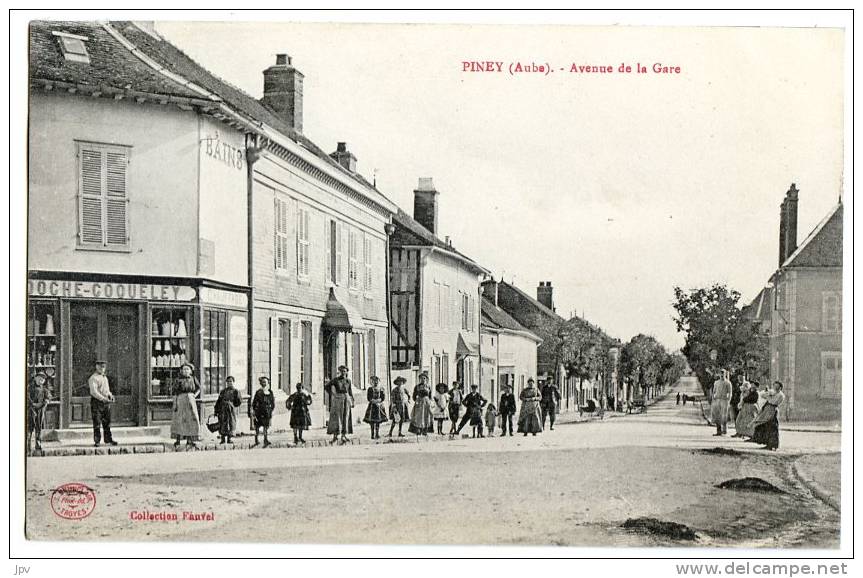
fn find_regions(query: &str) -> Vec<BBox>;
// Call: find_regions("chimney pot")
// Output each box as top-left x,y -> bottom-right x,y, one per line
537,281 -> 555,311
330,142 -> 357,173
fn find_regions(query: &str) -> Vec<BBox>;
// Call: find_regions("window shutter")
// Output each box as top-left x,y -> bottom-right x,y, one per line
105,150 -> 128,246
79,147 -> 104,245
325,218 -> 332,283
336,222 -> 344,284
269,317 -> 279,387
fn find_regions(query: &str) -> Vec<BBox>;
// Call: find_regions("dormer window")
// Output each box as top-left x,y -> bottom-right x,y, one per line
52,31 -> 90,64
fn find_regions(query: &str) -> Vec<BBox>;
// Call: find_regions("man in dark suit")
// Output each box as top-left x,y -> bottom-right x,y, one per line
455,384 -> 488,437
498,385 -> 517,436
540,377 -> 562,430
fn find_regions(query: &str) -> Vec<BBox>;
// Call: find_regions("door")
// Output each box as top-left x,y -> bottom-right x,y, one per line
69,303 -> 139,426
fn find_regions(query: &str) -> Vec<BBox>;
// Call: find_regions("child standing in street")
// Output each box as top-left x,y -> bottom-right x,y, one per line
484,402 -> 498,437
286,382 -> 313,444
251,376 -> 275,448
28,371 -> 50,453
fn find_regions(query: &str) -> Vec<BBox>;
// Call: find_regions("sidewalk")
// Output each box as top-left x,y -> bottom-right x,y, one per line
29,408 -> 612,458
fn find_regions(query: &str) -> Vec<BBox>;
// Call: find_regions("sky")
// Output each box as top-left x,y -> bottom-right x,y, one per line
157,20 -> 845,350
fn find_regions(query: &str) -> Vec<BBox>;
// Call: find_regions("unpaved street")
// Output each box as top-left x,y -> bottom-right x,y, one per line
25,378 -> 841,547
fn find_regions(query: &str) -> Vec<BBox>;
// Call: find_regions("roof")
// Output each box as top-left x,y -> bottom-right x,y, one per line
29,20 -> 202,101
391,208 -> 487,274
481,299 -> 542,342
497,279 -> 563,323
782,203 -> 842,268
742,285 -> 773,324
29,21 -> 396,214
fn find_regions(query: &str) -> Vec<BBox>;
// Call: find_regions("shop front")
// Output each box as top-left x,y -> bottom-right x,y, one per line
27,275 -> 248,431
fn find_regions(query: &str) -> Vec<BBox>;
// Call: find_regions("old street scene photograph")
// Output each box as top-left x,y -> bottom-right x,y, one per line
22,18 -> 847,550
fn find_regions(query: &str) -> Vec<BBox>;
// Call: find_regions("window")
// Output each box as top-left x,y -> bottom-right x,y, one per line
441,353 -> 449,385
297,206 -> 310,278
202,309 -> 228,396
274,197 -> 289,270
348,229 -> 359,289
820,352 -> 841,398
433,355 -> 442,386
54,31 -> 90,64
822,292 -> 841,333
352,333 -> 363,387
149,307 -> 191,397
277,319 -> 291,393
300,321 -> 312,391
336,222 -> 344,285
366,329 -> 376,380
77,142 -> 130,250
326,220 -> 336,284
363,235 -> 373,292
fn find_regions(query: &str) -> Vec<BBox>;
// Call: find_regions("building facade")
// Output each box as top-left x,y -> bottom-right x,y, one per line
758,185 -> 842,422
28,21 -> 398,433
389,179 -> 488,391
28,21 -> 251,430
480,293 -> 541,404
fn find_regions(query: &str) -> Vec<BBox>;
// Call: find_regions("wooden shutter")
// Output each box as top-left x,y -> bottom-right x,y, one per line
105,150 -> 128,246
325,218 -> 332,283
79,147 -> 104,245
336,221 -> 344,285
269,317 -> 279,386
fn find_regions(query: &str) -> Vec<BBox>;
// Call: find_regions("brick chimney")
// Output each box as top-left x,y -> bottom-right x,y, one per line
537,281 -> 555,312
413,177 -> 439,235
330,142 -> 357,172
778,183 -> 799,266
482,279 -> 499,306
261,54 -> 304,133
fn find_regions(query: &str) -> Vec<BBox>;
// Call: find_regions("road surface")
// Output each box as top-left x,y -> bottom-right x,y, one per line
25,377 -> 841,548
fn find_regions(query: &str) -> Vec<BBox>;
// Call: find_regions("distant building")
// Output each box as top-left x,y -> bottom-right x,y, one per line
480,286 -> 542,403
746,184 -> 842,422
389,179 -> 489,391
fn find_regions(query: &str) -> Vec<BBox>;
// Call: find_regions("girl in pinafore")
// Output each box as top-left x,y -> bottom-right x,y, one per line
252,376 -> 276,448
363,376 -> 388,439
408,372 -> 434,436
432,382 -> 450,435
286,382 -> 313,444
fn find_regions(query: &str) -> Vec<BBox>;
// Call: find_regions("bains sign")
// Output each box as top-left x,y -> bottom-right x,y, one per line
203,131 -> 245,171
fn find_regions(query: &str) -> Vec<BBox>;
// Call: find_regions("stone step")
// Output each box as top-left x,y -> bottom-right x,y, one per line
42,426 -> 168,442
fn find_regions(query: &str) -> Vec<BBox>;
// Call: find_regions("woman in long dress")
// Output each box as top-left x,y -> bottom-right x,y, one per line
517,379 -> 543,435
408,373 -> 434,436
735,382 -> 760,439
172,362 -> 202,450
751,382 -> 786,450
286,382 -> 312,444
214,375 -> 242,444
432,383 -> 450,435
363,376 -> 388,439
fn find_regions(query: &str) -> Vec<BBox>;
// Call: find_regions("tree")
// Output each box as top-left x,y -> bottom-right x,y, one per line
620,334 -> 667,400
672,283 -> 767,393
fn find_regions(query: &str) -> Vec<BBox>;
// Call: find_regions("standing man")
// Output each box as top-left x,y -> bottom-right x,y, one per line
455,384 -> 488,437
326,365 -> 355,444
89,360 -> 117,447
710,369 -> 733,436
540,377 -> 562,431
498,385 -> 517,436
447,380 -> 464,435
676,392 -> 681,405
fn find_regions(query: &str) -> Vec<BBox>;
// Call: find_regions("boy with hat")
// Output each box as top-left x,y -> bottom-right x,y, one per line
388,376 -> 410,437
498,385 -> 517,436
455,384 -> 488,437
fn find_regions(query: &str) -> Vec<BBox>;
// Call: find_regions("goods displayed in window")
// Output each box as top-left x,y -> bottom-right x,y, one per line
150,308 -> 190,397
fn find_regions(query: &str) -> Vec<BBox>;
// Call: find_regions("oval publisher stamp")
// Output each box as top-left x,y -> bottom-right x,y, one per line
50,483 -> 96,520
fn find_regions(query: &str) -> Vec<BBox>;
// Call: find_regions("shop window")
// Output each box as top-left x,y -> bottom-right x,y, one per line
203,309 -> 228,396
77,142 -> 130,250
149,307 -> 191,398
27,301 -> 58,399
820,352 -> 841,398
274,197 -> 289,271
297,206 -> 310,278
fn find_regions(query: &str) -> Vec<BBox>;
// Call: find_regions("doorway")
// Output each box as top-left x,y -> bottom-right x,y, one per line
69,303 -> 139,427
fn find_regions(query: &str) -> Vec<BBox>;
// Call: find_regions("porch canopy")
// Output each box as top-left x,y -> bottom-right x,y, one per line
322,287 -> 366,332
456,333 -> 478,358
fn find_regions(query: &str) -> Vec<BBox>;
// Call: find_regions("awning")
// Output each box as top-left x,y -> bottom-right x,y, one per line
456,333 -> 479,357
322,287 -> 366,332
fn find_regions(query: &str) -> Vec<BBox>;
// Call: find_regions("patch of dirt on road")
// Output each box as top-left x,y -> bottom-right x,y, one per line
698,447 -> 743,457
716,477 -> 786,494
621,517 -> 698,541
